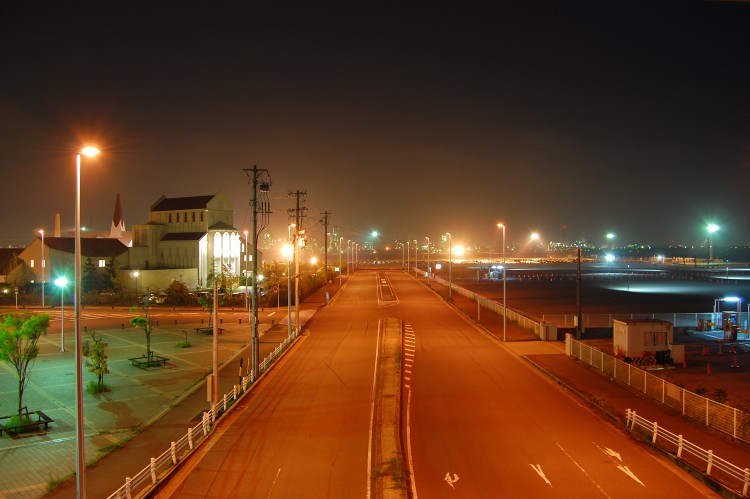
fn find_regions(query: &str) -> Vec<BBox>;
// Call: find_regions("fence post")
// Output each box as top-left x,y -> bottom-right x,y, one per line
150,456 -> 157,483
707,450 -> 714,475
706,398 -> 710,426
188,426 -> 194,449
652,421 -> 658,443
202,412 -> 209,435
743,468 -> 749,497
223,393 -> 228,412
625,408 -> 631,427
126,477 -> 132,499
677,435 -> 683,458
171,441 -> 177,465
682,388 -> 686,415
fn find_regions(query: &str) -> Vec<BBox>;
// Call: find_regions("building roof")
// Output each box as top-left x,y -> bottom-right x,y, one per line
151,195 -> 216,212
613,318 -> 673,325
208,221 -> 237,231
161,232 -> 206,242
45,237 -> 129,257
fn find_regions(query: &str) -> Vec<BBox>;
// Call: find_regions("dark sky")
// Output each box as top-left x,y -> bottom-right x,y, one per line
1,2 -> 748,250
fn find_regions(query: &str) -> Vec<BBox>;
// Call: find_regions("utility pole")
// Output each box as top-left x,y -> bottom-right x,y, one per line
243,166 -> 272,377
321,211 -> 331,305
576,247 -> 582,340
288,190 -> 307,331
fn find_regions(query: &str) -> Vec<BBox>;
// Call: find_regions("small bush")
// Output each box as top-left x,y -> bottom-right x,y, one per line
713,387 -> 729,404
176,341 -> 192,348
86,380 -> 111,394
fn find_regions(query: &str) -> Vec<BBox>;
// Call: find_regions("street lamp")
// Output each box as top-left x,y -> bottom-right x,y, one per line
132,271 -> 139,303
339,236 -> 344,287
75,145 -> 100,498
497,223 -> 507,342
406,240 -> 410,273
707,224 -> 720,267
55,277 -> 67,352
447,232 -> 452,301
347,239 -> 351,277
38,229 -> 45,308
425,236 -> 430,280
413,239 -> 418,277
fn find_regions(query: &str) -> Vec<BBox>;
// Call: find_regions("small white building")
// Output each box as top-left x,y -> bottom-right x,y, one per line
613,318 -> 674,359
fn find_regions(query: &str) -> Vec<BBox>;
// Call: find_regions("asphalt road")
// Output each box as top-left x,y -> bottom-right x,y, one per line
152,270 -> 717,498
390,271 -> 716,498
158,271 -> 388,497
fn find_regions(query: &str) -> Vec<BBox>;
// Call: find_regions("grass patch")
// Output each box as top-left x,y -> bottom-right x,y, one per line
86,381 -> 111,395
46,472 -> 75,493
176,340 -> 192,348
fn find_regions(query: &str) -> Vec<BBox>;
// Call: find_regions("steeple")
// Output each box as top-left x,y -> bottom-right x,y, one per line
110,193 -> 125,237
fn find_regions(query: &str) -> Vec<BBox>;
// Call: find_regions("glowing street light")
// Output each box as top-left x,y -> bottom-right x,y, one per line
74,145 -> 100,497
339,236 -> 344,287
497,223 -> 507,341
55,277 -> 67,352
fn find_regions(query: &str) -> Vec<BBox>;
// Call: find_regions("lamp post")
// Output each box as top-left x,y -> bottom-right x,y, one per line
38,229 -> 45,308
55,277 -> 67,352
413,239 -> 418,277
425,236 -> 430,280
447,232 -> 452,301
75,145 -> 99,498
497,223 -> 507,341
339,236 -> 344,287
346,239 -> 352,277
406,240 -> 410,273
707,224 -> 719,267
132,271 -> 139,304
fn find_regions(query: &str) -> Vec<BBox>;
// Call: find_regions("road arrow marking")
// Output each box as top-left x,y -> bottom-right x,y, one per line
444,472 -> 459,489
604,447 -> 622,462
530,464 -> 552,486
618,465 -> 644,486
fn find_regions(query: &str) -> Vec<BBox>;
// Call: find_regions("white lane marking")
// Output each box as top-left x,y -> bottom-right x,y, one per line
264,468 -> 282,499
406,385 -> 418,499
617,465 -> 644,486
366,320 -> 383,499
267,312 -> 276,317
556,443 -> 612,498
530,464 -> 552,486
444,472 -> 459,489
604,448 -> 622,462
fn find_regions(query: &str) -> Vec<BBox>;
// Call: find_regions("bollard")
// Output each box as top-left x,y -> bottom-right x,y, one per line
156,320 -> 159,327
174,319 -> 178,325
84,325 -> 88,332
121,323 -> 125,329
706,363 -> 712,376
220,318 -> 223,324
239,318 -> 242,324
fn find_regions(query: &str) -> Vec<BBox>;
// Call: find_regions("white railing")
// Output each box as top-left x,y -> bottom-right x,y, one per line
544,312 -> 726,329
106,327 -> 300,499
626,409 -> 750,496
567,334 -> 750,443
421,270 -> 545,338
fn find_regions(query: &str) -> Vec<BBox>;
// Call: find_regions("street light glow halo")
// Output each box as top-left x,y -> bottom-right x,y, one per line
81,146 -> 100,157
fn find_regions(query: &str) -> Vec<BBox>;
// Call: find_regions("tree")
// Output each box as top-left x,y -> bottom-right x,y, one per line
82,257 -> 99,294
87,330 -> 109,392
130,305 -> 154,361
102,257 -> 121,292
0,313 -> 50,417
165,280 -> 190,306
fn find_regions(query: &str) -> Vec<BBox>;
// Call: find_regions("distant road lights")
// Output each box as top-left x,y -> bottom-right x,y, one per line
132,271 -> 139,301
55,277 -> 68,352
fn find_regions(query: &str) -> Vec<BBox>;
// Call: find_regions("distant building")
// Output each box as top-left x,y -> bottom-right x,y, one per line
128,192 -> 249,290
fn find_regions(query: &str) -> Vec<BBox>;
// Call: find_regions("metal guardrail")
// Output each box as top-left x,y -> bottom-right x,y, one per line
567,335 -> 750,443
626,409 -> 750,497
421,270 -> 546,338
106,327 -> 301,499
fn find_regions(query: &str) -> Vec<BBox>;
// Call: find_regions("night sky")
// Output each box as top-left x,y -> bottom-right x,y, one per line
1,3 -> 748,250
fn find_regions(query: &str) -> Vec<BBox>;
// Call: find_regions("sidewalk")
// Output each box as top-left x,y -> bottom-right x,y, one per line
0,282 -> 340,499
